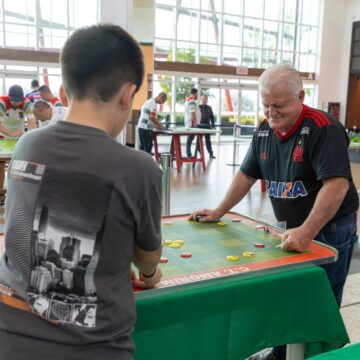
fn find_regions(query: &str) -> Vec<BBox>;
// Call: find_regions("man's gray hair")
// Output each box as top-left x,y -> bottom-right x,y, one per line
33,99 -> 51,110
258,64 -> 303,98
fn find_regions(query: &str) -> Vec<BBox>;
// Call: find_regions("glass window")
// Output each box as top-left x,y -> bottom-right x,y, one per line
156,0 -> 176,5
262,50 -> 278,68
244,0 -> 264,19
4,0 -> 35,24
264,0 -> 283,21
223,0 -> 243,16
155,7 -> 174,39
41,0 -> 67,27
283,24 -> 296,52
175,43 -> 198,63
69,0 -> 98,28
200,12 -> 221,44
155,39 -> 174,61
222,46 -> 240,66
5,24 -> 36,48
221,88 -> 239,126
223,15 -> 242,46
201,0 -> 222,13
284,0 -> 297,22
301,0 -> 319,26
241,89 -> 257,126
177,10 -> 199,42
200,43 -> 219,64
180,0 -> 200,10
297,53 -> 316,72
242,47 -> 260,68
263,21 -> 280,50
243,18 -> 262,49
300,26 -> 318,54
281,51 -> 295,65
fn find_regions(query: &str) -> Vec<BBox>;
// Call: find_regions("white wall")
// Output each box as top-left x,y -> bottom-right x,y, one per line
317,0 -> 360,124
133,0 -> 154,43
99,0 -> 134,144
99,0 -> 133,32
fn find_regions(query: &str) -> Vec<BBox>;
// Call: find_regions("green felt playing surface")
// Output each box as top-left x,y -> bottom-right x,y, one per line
0,139 -> 16,156
160,217 -> 302,277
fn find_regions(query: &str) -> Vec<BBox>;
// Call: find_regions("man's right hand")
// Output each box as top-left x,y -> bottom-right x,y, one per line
188,208 -> 222,222
132,266 -> 162,289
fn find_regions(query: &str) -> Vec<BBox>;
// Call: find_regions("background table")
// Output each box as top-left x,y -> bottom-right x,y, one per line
133,213 -> 348,360
153,127 -> 220,171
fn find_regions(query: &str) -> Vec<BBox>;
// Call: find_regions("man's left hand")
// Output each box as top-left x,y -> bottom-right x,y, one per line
281,226 -> 314,252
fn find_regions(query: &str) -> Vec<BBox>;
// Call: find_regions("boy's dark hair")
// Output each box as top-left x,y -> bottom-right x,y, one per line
39,85 -> 51,94
60,24 -> 144,102
190,88 -> 198,95
31,80 -> 39,88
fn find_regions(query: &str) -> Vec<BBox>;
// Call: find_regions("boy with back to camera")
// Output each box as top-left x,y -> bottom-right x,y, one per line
0,24 -> 163,360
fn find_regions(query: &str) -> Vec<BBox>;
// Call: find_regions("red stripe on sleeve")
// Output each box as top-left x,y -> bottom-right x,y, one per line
307,109 -> 331,125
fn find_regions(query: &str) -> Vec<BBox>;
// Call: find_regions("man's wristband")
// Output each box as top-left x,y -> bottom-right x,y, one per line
141,268 -> 157,278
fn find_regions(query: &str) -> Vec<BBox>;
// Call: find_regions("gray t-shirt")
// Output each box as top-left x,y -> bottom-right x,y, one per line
0,121 -> 162,359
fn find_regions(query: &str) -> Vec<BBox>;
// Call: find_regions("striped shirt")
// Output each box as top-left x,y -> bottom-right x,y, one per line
138,98 -> 157,130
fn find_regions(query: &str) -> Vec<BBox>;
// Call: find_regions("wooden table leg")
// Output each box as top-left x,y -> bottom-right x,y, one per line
198,135 -> 206,171
173,135 -> 182,172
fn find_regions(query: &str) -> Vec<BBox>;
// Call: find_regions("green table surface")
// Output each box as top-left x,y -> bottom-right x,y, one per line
133,266 -> 349,360
308,342 -> 360,359
0,139 -> 16,158
349,141 -> 360,149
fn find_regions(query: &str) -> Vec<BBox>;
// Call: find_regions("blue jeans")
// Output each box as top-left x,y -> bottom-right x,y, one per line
273,214 -> 358,360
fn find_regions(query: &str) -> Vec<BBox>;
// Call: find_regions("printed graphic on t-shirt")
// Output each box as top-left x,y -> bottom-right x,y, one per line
7,161 -> 113,328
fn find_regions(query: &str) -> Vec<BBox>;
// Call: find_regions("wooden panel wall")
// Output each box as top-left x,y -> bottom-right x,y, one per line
346,76 -> 360,129
133,44 -> 153,110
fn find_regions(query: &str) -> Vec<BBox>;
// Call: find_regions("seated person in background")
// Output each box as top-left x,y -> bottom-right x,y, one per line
0,85 -> 36,204
33,100 -> 68,127
25,79 -> 41,103
0,85 -> 36,138
39,85 -> 63,107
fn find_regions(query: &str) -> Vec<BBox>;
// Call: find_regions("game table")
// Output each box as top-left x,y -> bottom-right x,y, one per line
0,138 -> 16,161
133,213 -> 349,360
0,139 -> 16,207
153,127 -> 220,172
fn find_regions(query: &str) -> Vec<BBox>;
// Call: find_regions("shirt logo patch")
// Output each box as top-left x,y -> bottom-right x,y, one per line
265,180 -> 308,199
258,130 -> 269,137
300,127 -> 310,135
293,140 -> 303,162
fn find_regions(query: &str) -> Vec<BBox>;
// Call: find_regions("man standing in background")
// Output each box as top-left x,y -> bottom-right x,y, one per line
199,94 -> 216,159
25,80 -> 41,103
138,92 -> 167,154
184,88 -> 200,157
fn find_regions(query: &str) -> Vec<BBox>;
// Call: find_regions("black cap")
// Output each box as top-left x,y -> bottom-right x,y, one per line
8,85 -> 24,102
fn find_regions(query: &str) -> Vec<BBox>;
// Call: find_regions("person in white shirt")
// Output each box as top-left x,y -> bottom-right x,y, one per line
32,100 -> 68,127
184,88 -> 201,157
137,92 -> 167,154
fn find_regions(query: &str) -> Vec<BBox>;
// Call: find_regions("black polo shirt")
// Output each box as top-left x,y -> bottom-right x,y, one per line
241,105 -> 359,229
